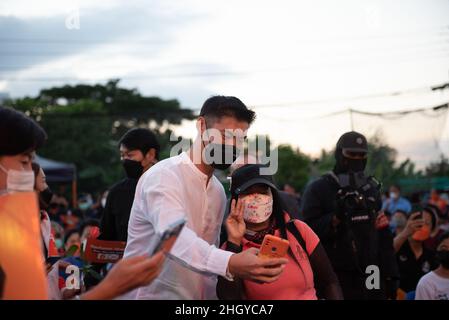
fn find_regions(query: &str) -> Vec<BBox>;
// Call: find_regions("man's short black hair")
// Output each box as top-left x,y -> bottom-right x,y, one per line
0,107 -> 47,156
119,128 -> 160,160
199,96 -> 256,125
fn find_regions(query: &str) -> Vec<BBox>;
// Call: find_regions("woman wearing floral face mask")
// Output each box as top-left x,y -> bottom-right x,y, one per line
217,164 -> 343,300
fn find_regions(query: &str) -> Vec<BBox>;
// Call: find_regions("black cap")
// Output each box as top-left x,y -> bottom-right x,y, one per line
336,131 -> 368,153
230,164 -> 278,197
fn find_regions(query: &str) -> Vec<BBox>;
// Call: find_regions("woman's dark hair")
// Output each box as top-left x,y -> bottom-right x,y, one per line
269,186 -> 290,240
199,96 -> 256,126
31,162 -> 41,179
64,229 -> 80,246
423,205 -> 438,231
426,203 -> 444,219
0,107 -> 47,156
436,231 -> 449,248
119,128 -> 160,160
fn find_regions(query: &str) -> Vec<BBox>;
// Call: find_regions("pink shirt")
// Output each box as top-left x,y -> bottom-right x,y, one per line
242,220 -> 320,300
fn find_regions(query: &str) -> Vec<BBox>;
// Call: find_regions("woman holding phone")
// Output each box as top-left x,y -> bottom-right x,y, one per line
217,164 -> 343,300
393,209 -> 439,297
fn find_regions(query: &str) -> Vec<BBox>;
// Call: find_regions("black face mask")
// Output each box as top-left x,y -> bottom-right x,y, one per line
123,159 -> 144,179
436,250 -> 449,269
334,148 -> 367,174
39,187 -> 53,210
204,143 -> 238,170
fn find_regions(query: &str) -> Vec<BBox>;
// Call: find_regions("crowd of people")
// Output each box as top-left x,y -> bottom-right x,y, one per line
1,95 -> 449,300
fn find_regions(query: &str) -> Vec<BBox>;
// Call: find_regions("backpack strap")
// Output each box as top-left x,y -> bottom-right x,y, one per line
323,171 -> 342,189
285,219 -> 310,260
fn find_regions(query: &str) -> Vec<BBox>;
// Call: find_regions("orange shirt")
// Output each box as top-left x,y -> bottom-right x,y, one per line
242,220 -> 320,300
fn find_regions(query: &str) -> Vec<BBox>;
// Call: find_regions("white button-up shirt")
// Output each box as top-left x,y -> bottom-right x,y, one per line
120,152 -> 233,300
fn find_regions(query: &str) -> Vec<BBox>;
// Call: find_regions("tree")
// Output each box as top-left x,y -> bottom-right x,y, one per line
425,154 -> 449,177
311,149 -> 334,177
242,136 -> 311,192
5,80 -> 195,193
274,144 -> 311,192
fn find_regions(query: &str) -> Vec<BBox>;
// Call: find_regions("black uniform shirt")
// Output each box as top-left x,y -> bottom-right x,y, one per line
99,178 -> 138,242
396,240 -> 438,293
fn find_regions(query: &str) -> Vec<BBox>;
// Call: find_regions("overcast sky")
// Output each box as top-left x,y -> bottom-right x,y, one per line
1,0 -> 448,167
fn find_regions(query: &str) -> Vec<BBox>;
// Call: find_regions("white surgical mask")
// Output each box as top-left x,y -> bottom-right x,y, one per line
390,192 -> 398,200
0,163 -> 35,193
240,189 -> 273,224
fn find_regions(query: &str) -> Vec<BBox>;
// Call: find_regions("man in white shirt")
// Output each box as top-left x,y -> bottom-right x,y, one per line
122,96 -> 288,299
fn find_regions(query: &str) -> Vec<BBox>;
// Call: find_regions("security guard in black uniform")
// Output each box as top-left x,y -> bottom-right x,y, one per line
300,131 -> 398,299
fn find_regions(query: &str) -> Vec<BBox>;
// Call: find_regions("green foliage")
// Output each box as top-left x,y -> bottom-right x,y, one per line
274,144 -> 311,192
313,149 -> 334,176
5,80 -> 195,192
65,245 -> 79,257
425,154 -> 449,177
64,244 -> 104,282
5,81 -> 447,196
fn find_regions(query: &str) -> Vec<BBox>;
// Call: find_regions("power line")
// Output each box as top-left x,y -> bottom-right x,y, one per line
1,49 -> 448,82
250,83 -> 449,109
254,102 -> 449,124
1,25 -> 448,44
0,71 -> 251,82
340,104 -> 448,118
0,38 -> 169,45
1,36 -> 448,56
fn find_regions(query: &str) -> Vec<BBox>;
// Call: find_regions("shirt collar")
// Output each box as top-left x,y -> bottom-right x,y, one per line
180,151 -> 210,184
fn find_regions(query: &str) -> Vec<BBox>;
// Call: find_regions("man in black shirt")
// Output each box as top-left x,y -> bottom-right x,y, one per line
300,131 -> 399,299
100,128 -> 160,242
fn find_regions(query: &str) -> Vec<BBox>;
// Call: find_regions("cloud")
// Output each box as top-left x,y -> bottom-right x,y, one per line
1,0 -> 448,165
0,3 -> 196,77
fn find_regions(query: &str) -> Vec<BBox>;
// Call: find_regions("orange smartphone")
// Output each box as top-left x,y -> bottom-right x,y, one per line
259,234 -> 289,259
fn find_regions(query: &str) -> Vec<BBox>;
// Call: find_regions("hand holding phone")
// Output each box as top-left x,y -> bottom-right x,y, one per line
258,234 -> 289,259
152,218 -> 186,255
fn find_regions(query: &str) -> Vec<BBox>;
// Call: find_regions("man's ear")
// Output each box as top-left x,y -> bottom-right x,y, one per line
145,148 -> 157,163
197,116 -> 207,132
